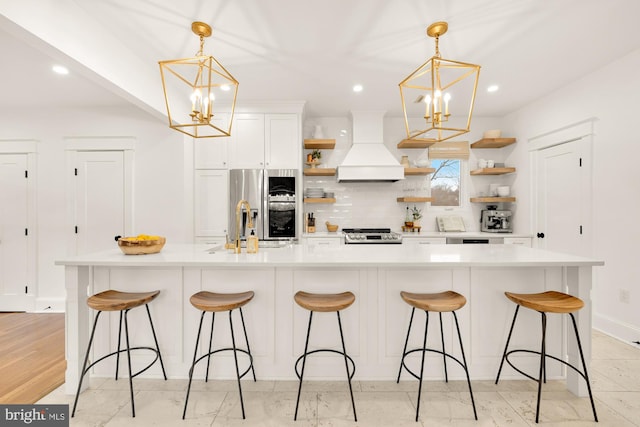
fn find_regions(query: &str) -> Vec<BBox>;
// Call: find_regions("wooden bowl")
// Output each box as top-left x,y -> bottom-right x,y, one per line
326,224 -> 339,232
118,236 -> 166,255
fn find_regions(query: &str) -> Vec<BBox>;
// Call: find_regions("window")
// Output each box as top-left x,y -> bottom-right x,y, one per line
430,159 -> 462,207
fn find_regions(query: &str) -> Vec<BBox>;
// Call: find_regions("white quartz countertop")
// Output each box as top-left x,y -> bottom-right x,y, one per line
303,231 -> 532,238
56,243 -> 603,268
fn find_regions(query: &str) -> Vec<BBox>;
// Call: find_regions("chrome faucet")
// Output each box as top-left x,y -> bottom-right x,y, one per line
234,199 -> 254,254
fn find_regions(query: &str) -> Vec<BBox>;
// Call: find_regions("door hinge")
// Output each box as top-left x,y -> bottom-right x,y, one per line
580,225 -> 583,235
579,157 -> 582,167
74,168 -> 78,176
75,226 -> 78,234
25,170 -> 28,178
25,286 -> 28,294
25,228 -> 28,236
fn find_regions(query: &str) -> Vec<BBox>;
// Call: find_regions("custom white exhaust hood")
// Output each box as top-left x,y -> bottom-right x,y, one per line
337,111 -> 404,182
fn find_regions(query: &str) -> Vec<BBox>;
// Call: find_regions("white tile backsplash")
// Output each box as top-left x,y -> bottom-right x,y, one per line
303,115 -> 506,233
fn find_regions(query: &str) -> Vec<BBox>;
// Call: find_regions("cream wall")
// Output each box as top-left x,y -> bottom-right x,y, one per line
502,48 -> 640,343
0,106 -> 186,310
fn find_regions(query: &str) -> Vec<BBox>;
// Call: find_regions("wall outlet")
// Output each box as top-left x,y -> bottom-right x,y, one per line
620,289 -> 631,304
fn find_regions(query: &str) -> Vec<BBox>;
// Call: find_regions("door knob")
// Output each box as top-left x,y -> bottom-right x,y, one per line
536,232 -> 545,238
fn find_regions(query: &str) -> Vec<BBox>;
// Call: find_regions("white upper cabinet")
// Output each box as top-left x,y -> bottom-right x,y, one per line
194,113 -> 230,169
228,113 -> 300,169
265,113 -> 300,169
228,113 -> 266,169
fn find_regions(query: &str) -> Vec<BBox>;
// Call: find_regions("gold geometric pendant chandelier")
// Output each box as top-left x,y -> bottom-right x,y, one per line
399,22 -> 480,143
159,22 -> 239,138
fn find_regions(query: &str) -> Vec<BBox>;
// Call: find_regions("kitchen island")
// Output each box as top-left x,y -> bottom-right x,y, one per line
57,243 -> 603,397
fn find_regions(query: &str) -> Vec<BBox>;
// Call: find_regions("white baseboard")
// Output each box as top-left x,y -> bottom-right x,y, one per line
33,297 -> 66,313
593,313 -> 640,347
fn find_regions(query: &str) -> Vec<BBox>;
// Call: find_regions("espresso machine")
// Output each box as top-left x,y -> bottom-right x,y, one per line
480,205 -> 513,233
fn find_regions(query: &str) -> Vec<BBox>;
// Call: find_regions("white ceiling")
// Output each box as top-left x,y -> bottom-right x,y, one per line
2,0 -> 640,118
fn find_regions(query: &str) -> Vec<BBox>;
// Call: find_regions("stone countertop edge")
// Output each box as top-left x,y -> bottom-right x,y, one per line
56,243 -> 604,268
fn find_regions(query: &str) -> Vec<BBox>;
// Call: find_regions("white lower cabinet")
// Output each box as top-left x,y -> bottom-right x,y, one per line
403,237 -> 447,245
503,237 -> 532,247
194,169 -> 229,238
303,236 -> 342,246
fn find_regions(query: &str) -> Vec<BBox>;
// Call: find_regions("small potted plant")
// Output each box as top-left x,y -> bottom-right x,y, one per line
311,149 -> 322,163
411,206 -> 423,227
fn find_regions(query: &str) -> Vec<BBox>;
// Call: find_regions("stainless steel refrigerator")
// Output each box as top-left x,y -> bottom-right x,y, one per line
228,169 -> 298,242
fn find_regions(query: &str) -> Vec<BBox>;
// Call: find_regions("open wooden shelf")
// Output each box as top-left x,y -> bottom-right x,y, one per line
304,197 -> 336,203
304,168 -> 336,176
304,139 -> 336,149
397,197 -> 434,203
471,138 -> 516,149
404,167 -> 436,176
397,139 -> 437,149
470,197 -> 516,203
470,167 -> 516,176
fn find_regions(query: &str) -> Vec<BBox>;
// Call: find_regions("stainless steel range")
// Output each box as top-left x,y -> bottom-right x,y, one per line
343,228 -> 403,244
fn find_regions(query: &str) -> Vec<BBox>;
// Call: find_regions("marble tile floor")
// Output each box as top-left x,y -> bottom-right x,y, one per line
39,330 -> 640,426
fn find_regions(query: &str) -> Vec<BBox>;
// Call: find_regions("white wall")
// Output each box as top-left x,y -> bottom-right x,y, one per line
0,105 -> 187,310
502,48 -> 640,343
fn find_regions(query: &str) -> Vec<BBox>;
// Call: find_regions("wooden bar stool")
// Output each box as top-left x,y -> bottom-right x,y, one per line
293,291 -> 357,422
495,290 -> 598,423
182,291 -> 256,420
72,289 -> 167,418
397,290 -> 477,422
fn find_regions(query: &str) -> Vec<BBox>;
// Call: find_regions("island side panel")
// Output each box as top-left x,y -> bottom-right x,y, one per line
565,266 -> 593,397
65,265 -> 91,394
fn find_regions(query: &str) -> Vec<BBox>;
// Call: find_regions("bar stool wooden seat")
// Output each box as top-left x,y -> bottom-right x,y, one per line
495,290 -> 598,423
183,291 -> 256,420
294,291 -> 357,422
397,290 -> 477,422
72,290 -> 167,418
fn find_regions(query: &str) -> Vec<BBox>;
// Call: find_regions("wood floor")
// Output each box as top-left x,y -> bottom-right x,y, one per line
0,312 -> 66,404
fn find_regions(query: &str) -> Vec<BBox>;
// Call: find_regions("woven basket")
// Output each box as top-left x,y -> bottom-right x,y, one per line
118,236 -> 166,255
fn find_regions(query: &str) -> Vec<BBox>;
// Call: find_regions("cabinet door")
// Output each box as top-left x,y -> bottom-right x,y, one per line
228,113 -> 265,169
403,237 -> 447,245
194,113 -> 229,168
503,237 -> 532,247
195,169 -> 229,237
265,113 -> 299,169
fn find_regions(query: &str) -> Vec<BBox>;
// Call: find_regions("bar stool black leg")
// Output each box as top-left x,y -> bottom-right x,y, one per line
115,311 -> 123,380
439,312 -> 449,382
229,310 -> 246,419
145,304 -> 167,380
535,312 -> 547,423
337,311 -> 357,422
453,311 -> 477,420
72,311 -> 103,417
239,307 -> 257,382
495,305 -> 520,384
123,309 -> 136,417
294,311 -> 313,421
415,311 -> 430,422
183,311 -> 206,420
397,307 -> 416,383
205,312 -> 215,382
569,313 -> 598,422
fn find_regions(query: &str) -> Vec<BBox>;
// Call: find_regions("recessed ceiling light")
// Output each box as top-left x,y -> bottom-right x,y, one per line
353,84 -> 363,93
52,65 -> 69,75
487,85 -> 499,93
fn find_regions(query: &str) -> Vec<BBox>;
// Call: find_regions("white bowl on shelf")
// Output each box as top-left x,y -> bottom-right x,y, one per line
414,159 -> 430,168
497,186 -> 510,197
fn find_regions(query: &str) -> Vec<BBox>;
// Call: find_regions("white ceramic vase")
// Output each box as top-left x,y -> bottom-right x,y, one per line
313,125 -> 324,139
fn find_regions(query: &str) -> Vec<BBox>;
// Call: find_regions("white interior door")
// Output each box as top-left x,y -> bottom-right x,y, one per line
0,154 -> 33,310
535,138 -> 591,256
74,151 -> 125,254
